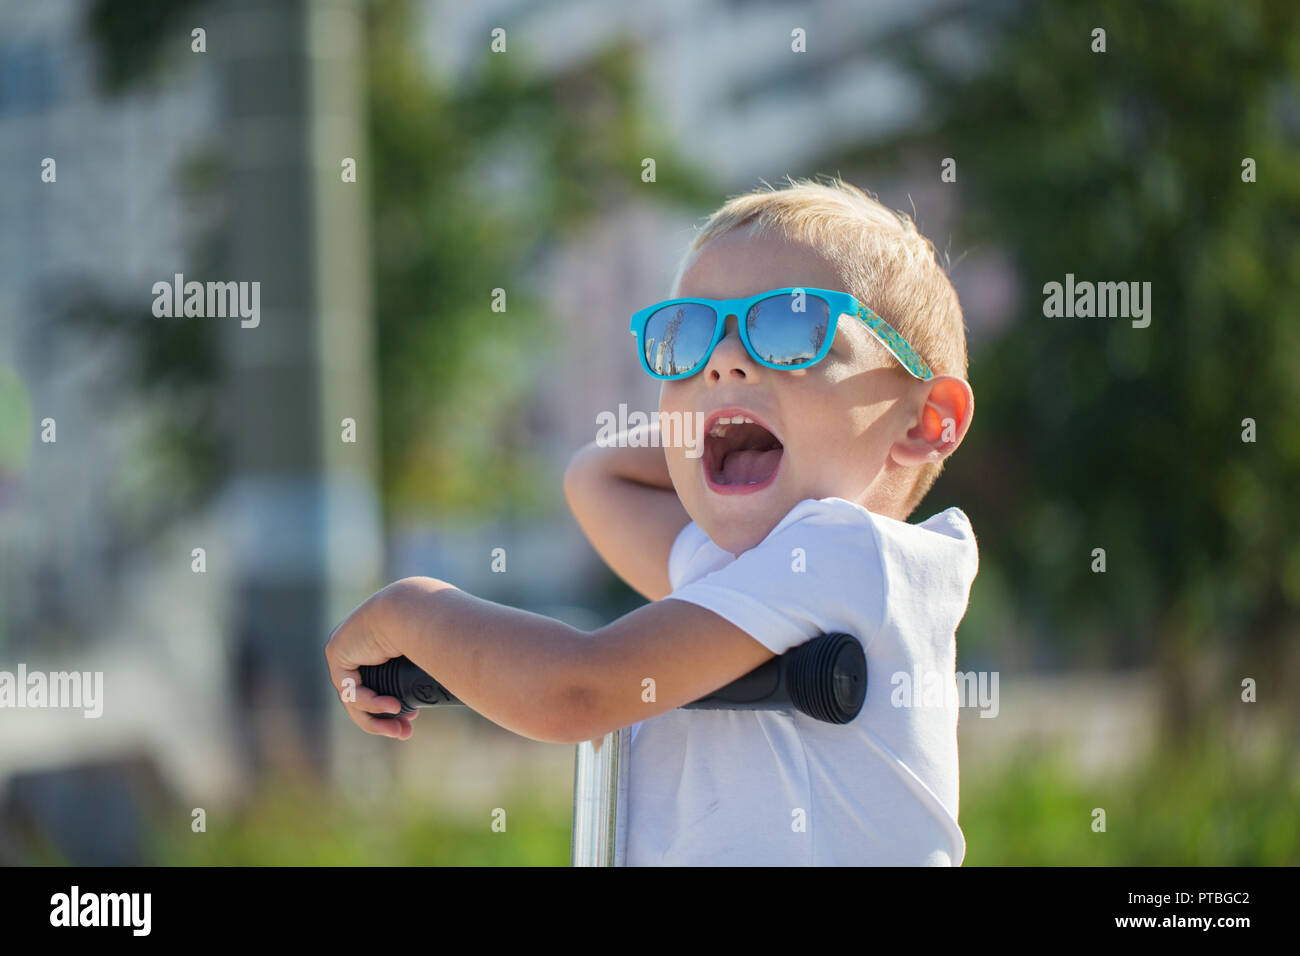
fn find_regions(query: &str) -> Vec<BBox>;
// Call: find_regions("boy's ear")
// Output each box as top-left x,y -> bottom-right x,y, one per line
889,375 -> 974,467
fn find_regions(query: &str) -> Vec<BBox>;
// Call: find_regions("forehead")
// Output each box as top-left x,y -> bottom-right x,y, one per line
673,226 -> 845,299
670,225 -> 883,368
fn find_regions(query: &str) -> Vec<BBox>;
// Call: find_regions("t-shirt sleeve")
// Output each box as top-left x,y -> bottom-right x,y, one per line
664,499 -> 888,656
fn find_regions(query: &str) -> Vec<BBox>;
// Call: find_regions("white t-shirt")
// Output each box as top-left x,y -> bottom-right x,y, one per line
624,496 -> 978,866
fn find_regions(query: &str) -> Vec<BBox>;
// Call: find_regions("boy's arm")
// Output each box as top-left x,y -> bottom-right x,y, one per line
564,423 -> 690,602
324,576 -> 773,744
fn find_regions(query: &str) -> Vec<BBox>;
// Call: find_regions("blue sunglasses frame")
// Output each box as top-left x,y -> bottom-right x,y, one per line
629,287 -> 933,381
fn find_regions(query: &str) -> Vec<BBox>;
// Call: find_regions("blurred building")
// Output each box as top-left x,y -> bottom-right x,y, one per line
0,0 -> 382,862
0,0 -> 216,653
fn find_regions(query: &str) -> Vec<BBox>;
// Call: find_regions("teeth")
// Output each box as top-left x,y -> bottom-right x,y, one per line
708,415 -> 760,438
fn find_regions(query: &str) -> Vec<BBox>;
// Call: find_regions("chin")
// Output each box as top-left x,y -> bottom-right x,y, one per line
695,508 -> 780,557
672,443 -> 806,554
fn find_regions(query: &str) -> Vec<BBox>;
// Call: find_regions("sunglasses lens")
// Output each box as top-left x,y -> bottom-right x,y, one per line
745,294 -> 830,367
643,303 -> 717,376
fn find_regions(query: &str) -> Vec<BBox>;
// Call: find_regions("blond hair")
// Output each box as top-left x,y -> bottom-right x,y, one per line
675,174 -> 968,517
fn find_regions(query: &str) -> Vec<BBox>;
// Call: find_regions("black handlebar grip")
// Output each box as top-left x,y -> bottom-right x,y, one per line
360,631 -> 866,725
686,631 -> 866,724
358,657 -> 457,717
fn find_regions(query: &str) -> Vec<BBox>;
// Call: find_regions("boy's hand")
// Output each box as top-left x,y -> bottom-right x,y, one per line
324,587 -> 421,740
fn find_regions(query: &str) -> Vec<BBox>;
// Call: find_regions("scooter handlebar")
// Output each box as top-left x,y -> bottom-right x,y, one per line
359,631 -> 866,725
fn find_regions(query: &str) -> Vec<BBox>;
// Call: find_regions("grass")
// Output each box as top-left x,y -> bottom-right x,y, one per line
126,736 -> 1298,866
960,737 -> 1300,865
145,780 -> 572,866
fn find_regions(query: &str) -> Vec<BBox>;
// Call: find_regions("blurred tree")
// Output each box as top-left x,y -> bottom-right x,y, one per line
76,0 -> 714,782
81,0 -> 714,530
86,0 -> 206,93
860,0 -> 1300,742
364,0 -> 714,519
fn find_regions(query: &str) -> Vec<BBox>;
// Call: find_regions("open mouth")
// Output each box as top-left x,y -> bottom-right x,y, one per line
703,414 -> 783,491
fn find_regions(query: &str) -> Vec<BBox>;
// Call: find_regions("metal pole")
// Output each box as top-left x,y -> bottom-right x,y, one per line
570,727 -> 629,866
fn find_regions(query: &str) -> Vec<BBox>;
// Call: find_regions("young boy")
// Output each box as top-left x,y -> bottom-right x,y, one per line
325,176 -> 978,866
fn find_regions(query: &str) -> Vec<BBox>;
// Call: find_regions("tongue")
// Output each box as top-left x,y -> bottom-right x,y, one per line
719,448 -> 781,484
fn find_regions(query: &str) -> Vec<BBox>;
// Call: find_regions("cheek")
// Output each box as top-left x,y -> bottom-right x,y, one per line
659,385 -> 697,459
785,384 -> 871,468
786,373 -> 861,433
659,380 -> 687,410
661,438 -> 693,481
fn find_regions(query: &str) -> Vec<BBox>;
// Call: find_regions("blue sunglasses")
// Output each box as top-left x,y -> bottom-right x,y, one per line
629,287 -> 933,381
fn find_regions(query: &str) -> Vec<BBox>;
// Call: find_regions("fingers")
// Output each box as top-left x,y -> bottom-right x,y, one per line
347,699 -> 418,739
326,661 -> 394,712
327,662 -> 418,739
354,685 -> 405,716
360,711 -> 416,740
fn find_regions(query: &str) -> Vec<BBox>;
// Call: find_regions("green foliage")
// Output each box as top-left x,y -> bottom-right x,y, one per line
0,365 -> 34,477
365,0 -> 714,519
881,0 -> 1300,656
962,736 -> 1300,865
82,0 -> 714,529
143,778 -> 570,866
122,731 -> 1299,866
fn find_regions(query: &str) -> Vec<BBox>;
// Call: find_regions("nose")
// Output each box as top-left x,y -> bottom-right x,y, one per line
703,314 -> 757,384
